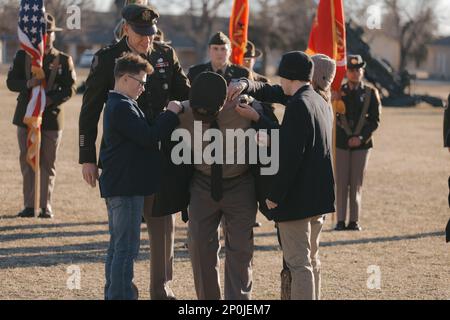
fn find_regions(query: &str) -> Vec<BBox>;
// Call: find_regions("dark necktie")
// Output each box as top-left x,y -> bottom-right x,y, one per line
210,119 -> 223,202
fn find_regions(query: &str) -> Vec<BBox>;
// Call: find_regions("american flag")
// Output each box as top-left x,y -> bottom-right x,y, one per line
18,0 -> 47,170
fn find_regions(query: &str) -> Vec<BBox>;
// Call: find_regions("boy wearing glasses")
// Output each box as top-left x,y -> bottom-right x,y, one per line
100,53 -> 182,300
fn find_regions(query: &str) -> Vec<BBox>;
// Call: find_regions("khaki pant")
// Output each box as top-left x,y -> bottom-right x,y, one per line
335,148 -> 370,223
17,127 -> 62,211
278,215 -> 324,300
188,172 -> 257,300
143,195 -> 176,300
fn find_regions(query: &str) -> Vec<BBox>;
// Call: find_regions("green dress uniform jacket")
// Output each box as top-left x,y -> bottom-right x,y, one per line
187,62 -> 252,85
78,37 -> 190,164
443,94 -> 450,147
7,48 -> 77,131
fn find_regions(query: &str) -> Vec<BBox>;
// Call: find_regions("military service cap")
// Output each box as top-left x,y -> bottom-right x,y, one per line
209,32 -> 231,46
45,13 -> 63,32
347,55 -> 366,69
122,4 -> 159,36
244,41 -> 262,59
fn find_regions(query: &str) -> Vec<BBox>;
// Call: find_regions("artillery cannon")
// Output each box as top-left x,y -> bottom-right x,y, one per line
346,21 -> 444,107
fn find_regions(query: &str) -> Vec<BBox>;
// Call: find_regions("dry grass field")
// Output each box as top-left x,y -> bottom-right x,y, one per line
0,66 -> 449,300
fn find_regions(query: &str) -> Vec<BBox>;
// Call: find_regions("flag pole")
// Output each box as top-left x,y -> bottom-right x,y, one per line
331,104 -> 337,227
34,128 -> 41,217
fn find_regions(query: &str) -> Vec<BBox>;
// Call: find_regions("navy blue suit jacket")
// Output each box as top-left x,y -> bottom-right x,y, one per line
99,91 -> 179,198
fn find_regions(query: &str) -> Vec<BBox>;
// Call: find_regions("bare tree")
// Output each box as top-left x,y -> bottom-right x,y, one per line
247,0 -> 316,74
185,0 -> 227,62
383,0 -> 438,71
148,0 -> 227,63
248,0 -> 276,74
0,0 -> 19,35
274,0 -> 316,51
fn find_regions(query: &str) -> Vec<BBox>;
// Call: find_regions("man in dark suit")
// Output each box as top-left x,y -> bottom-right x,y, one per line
7,13 -> 76,219
228,51 -> 335,300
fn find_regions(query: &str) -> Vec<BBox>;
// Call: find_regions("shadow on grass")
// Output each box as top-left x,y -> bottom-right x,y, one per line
0,230 -> 444,269
0,219 -> 188,233
0,221 -> 108,233
0,240 -> 192,269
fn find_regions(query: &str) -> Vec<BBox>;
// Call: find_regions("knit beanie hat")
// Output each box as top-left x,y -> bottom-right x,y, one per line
277,51 -> 314,81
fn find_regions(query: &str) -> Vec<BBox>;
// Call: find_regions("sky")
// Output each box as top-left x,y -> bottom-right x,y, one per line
95,0 -> 450,36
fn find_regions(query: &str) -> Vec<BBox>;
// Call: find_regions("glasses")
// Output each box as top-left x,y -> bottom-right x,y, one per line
127,74 -> 146,87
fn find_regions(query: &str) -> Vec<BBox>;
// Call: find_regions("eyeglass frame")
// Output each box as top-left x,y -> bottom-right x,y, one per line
127,73 -> 147,87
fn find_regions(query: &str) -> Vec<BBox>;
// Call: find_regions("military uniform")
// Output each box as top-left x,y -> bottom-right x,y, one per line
443,94 -> 450,148
78,4 -> 190,300
187,31 -> 252,85
335,56 -> 381,229
443,94 -> 450,243
187,61 -> 252,85
7,14 -> 76,218
177,72 -> 276,300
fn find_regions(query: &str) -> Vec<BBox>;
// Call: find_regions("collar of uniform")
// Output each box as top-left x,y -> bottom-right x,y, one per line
346,81 -> 365,92
208,62 -> 229,75
44,47 -> 57,58
125,37 -> 154,57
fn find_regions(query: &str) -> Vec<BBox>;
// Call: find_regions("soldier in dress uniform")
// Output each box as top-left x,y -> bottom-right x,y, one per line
78,3 -> 190,299
187,31 -> 253,85
334,55 -> 382,231
7,13 -> 76,219
443,93 -> 450,151
443,93 -> 450,243
243,40 -> 268,83
167,71 -> 277,300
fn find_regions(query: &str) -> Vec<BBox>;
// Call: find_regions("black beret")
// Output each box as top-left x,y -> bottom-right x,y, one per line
122,4 -> 159,36
209,32 -> 231,46
277,51 -> 314,82
190,72 -> 227,122
347,54 -> 366,69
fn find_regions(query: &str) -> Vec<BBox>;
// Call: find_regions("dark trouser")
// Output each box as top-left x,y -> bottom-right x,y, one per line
17,127 -> 62,211
143,195 -> 176,300
188,171 -> 257,300
335,148 -> 370,223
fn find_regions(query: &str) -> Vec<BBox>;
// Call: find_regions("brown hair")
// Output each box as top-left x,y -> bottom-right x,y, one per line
114,52 -> 153,79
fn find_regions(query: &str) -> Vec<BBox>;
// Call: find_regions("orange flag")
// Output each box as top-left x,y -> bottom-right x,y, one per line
229,0 -> 249,65
306,0 -> 346,92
